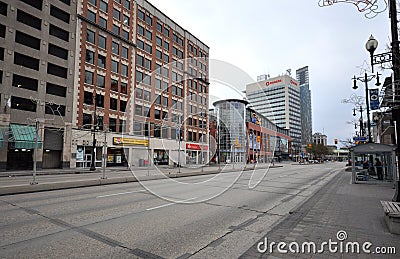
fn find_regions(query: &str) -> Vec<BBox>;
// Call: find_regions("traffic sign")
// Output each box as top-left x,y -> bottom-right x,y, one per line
353,136 -> 367,141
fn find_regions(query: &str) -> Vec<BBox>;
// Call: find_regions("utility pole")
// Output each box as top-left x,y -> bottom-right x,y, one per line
31,120 -> 39,185
90,93 -> 97,171
101,128 -> 107,179
147,120 -> 150,176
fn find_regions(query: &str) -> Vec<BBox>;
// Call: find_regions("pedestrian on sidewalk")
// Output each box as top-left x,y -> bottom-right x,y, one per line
375,158 -> 383,180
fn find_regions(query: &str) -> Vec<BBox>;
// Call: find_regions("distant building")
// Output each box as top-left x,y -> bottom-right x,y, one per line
296,66 -> 312,145
212,99 -> 291,164
313,132 -> 327,146
246,75 -> 301,151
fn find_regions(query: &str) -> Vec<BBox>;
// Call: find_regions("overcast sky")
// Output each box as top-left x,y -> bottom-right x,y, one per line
148,0 -> 391,146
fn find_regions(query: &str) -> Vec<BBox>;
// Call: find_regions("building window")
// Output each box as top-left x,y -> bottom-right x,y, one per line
145,29 -> 152,40
112,24 -> 120,35
112,41 -> 119,55
109,118 -> 117,132
46,82 -> 66,97
156,22 -> 162,32
50,5 -> 69,23
100,0 -> 108,12
15,31 -> 40,50
86,50 -> 94,64
121,82 -> 127,94
85,71 -> 94,84
121,64 -> 128,77
111,79 -> 118,92
45,103 -> 66,116
163,53 -> 169,63
11,96 -> 36,112
123,0 -> 130,10
87,10 -> 96,22
12,74 -> 38,91
137,39 -> 144,50
123,14 -> 129,25
111,60 -> 119,73
156,50 -> 162,60
138,9 -> 144,20
156,36 -> 162,46
87,29 -> 95,44
143,90 -> 151,102
0,24 -> 5,38
14,52 -> 39,70
154,109 -> 161,120
138,25 -> 144,36
164,27 -> 169,37
97,74 -> 105,88
98,54 -> 106,68
145,43 -> 152,54
122,46 -> 128,59
134,122 -> 142,135
135,104 -> 142,116
113,8 -> 120,20
98,34 -> 106,49
20,0 -> 43,10
96,94 -> 104,107
48,44 -> 68,60
120,100 -> 127,112
155,78 -> 161,89
135,88 -> 143,99
163,96 -> 168,106
50,24 -> 69,41
99,17 -> 107,28
122,29 -> 129,40
88,0 -> 96,6
83,113 -> 92,129
17,9 -> 41,30
145,15 -> 152,26
110,97 -> 118,110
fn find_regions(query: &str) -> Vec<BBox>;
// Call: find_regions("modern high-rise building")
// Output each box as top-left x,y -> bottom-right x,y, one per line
296,66 -> 312,145
0,0 -> 78,170
0,0 -> 209,171
246,75 -> 302,150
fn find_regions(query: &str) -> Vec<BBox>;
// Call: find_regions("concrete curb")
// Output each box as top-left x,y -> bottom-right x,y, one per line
0,165 -> 284,196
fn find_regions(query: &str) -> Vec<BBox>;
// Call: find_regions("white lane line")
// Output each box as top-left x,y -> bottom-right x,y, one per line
96,190 -> 146,198
146,197 -> 198,211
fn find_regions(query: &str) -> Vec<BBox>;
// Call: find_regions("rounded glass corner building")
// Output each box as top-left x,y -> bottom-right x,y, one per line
212,99 -> 292,164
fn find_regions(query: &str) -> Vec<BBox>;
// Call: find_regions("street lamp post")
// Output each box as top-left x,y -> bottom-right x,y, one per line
90,93 -> 97,171
352,73 -> 381,143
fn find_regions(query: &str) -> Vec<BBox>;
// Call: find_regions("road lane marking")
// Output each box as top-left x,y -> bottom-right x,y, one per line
145,196 -> 198,211
96,190 -> 146,198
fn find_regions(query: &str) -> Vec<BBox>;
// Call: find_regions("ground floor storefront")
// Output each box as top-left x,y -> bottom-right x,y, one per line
0,118 -> 71,171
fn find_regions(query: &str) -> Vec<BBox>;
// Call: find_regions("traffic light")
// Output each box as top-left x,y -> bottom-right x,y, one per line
334,138 -> 338,145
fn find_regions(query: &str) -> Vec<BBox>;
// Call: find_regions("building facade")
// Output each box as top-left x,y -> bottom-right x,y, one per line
313,132 -> 327,146
212,99 -> 291,164
0,0 -> 209,171
72,0 -> 209,169
246,75 -> 301,151
296,66 -> 312,145
0,0 -> 77,170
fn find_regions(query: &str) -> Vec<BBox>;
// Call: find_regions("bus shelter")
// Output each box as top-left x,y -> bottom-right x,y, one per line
350,143 -> 397,184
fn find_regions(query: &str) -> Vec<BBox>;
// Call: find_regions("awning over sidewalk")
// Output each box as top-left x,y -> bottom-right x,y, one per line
9,124 -> 42,149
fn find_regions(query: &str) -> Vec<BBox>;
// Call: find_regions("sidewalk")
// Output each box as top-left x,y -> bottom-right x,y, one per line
241,170 -> 400,258
0,162 -> 282,195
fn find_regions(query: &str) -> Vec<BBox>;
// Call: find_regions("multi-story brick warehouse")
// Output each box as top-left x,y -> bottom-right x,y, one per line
0,0 -> 209,170
0,0 -> 77,170
73,0 -> 210,168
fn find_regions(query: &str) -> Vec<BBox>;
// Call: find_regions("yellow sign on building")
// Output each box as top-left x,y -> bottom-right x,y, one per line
113,137 -> 149,146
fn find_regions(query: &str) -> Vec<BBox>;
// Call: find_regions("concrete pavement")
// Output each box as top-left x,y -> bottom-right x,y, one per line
240,169 -> 400,258
0,162 -> 285,195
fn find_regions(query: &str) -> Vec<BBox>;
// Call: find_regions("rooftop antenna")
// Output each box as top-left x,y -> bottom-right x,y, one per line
286,69 -> 291,76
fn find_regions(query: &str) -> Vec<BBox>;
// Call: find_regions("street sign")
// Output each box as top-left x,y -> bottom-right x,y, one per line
353,136 -> 367,141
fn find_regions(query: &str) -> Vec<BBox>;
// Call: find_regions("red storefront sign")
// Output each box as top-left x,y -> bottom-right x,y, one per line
186,143 -> 208,150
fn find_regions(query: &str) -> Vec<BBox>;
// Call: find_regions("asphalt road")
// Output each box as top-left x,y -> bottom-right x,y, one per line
0,162 -> 344,258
